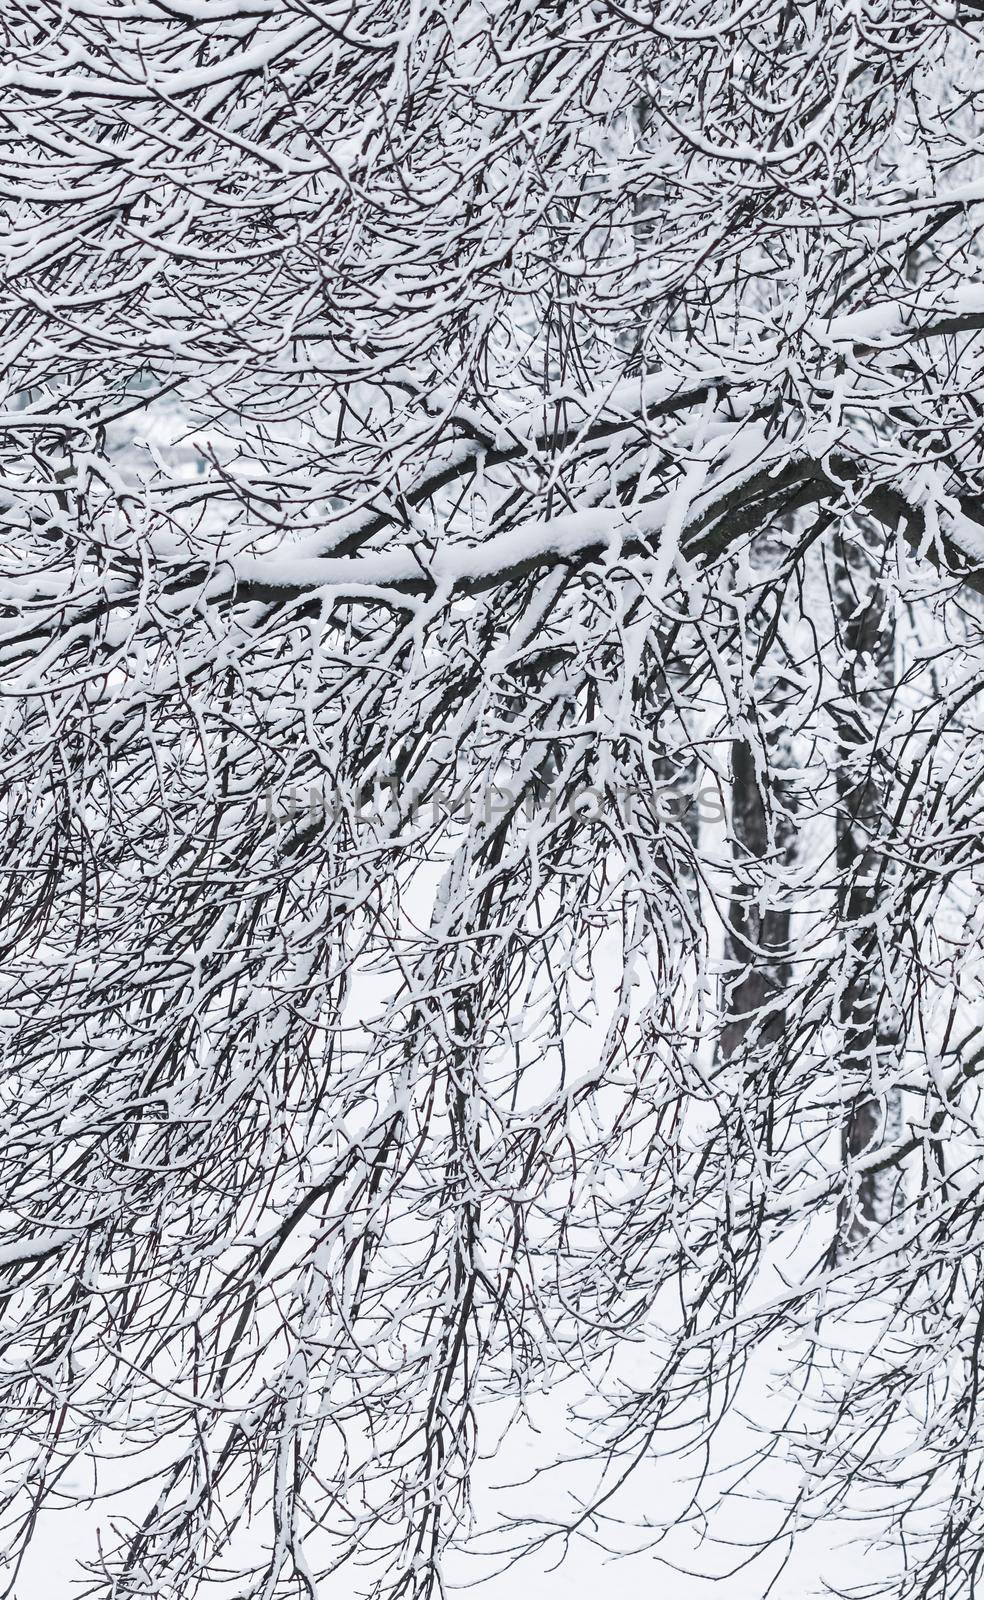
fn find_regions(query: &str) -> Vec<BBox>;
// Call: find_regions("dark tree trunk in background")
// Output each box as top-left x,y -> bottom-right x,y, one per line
720,520 -> 799,1062
721,735 -> 796,1060
832,522 -> 903,1254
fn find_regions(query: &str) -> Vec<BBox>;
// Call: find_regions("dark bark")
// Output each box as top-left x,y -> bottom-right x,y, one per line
831,522 -> 902,1254
721,736 -> 796,1059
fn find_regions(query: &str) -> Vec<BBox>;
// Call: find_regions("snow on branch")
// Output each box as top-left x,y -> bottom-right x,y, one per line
3,4 -> 984,1600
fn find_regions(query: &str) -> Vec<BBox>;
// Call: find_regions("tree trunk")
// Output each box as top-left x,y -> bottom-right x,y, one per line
831,521 -> 903,1254
721,733 -> 797,1059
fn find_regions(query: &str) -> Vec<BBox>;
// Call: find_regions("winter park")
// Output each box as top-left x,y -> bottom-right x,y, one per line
4,2 -> 984,1596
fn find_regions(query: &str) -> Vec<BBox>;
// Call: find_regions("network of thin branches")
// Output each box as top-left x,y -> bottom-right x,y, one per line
2,2 -> 984,1596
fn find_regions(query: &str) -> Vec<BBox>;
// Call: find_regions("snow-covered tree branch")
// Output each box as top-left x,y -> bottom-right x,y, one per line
3,2 -> 984,1597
